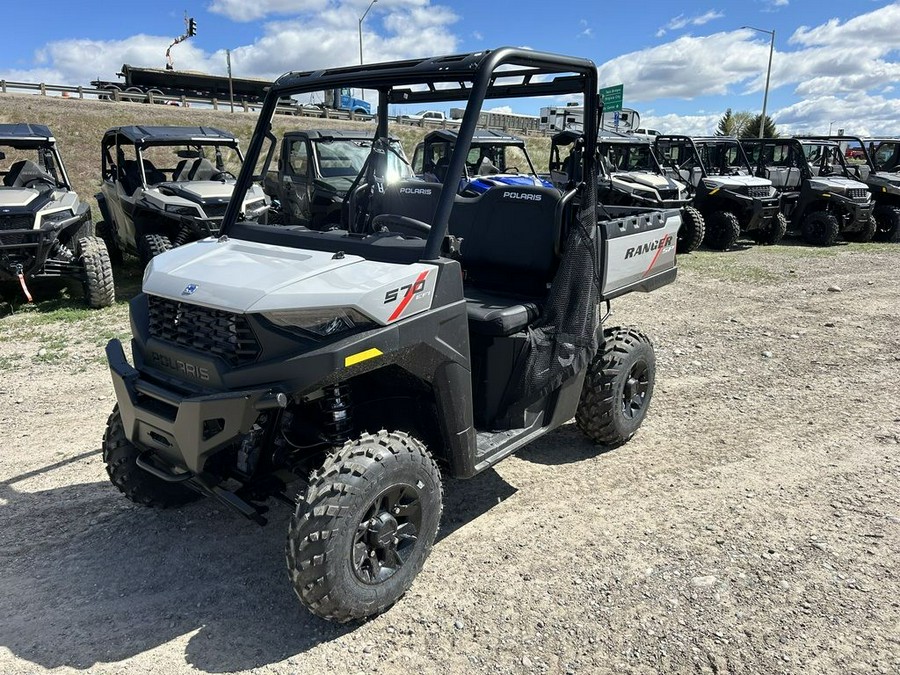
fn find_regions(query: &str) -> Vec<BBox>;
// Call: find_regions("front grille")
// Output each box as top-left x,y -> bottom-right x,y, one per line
747,185 -> 770,198
848,188 -> 868,201
202,203 -> 229,218
147,296 -> 261,367
0,214 -> 35,246
657,188 -> 679,201
0,214 -> 35,230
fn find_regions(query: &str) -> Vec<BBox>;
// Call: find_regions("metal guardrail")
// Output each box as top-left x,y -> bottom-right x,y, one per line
0,78 -> 546,135
0,80 -> 547,136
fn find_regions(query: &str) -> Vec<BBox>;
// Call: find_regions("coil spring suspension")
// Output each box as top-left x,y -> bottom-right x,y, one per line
173,225 -> 192,246
321,384 -> 353,445
50,240 -> 75,262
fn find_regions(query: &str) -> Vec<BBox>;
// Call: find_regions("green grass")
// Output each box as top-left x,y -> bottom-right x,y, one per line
678,251 -> 782,283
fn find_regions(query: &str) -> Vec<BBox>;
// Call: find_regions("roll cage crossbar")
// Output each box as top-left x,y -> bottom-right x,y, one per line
222,47 -> 600,260
655,134 -> 753,178
744,138 -> 853,180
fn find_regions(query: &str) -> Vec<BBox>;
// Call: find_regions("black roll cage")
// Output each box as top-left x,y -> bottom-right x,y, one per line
798,135 -> 877,173
743,137 -> 855,181
654,134 -> 754,178
222,47 -> 600,261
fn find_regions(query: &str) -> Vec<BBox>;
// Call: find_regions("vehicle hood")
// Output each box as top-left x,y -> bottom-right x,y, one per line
0,187 -> 41,208
159,181 -> 237,202
613,172 -> 679,190
463,174 -> 554,193
706,175 -> 771,188
810,177 -> 868,191
142,236 -> 437,323
316,175 -> 356,196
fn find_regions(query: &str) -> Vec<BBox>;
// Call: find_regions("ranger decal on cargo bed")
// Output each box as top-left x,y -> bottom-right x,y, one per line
624,234 -> 674,259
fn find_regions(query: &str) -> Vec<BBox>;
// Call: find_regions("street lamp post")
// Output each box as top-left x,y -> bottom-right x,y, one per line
359,0 -> 378,65
357,0 -> 377,103
742,26 -> 775,139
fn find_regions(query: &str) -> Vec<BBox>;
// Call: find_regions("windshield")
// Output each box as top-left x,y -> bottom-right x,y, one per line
602,144 -> 655,172
871,141 -> 900,172
697,142 -> 750,176
0,144 -> 65,189
314,139 -> 412,184
138,143 -> 243,184
801,143 -> 852,178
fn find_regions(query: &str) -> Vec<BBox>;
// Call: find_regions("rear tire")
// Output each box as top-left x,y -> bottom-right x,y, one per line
843,214 -> 877,243
703,210 -> 740,251
677,206 -> 705,253
78,236 -> 115,308
286,430 -> 443,623
138,233 -> 172,267
576,327 -> 656,447
102,406 -> 201,508
96,221 -> 124,266
802,211 -> 839,246
873,205 -> 900,242
753,212 -> 787,245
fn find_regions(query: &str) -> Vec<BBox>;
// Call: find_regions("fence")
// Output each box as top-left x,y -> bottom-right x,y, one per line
0,79 -> 548,135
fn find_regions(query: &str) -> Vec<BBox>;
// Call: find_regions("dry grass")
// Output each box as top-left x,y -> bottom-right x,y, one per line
0,93 -> 552,212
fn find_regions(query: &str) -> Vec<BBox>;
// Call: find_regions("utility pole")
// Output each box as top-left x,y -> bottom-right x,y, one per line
358,0 -> 378,102
226,50 -> 234,113
742,26 -> 775,138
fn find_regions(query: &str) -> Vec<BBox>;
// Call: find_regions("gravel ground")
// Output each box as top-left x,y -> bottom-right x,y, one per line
1,243 -> 899,674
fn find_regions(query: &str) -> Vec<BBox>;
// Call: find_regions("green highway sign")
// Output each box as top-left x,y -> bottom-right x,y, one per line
600,84 -> 624,112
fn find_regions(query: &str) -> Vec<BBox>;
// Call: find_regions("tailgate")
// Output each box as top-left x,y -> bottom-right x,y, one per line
598,206 -> 680,299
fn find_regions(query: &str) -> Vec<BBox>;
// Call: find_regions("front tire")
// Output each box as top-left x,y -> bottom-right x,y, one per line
576,327 -> 656,447
78,236 -> 115,308
138,233 -> 172,267
102,406 -> 202,508
873,205 -> 900,242
753,212 -> 787,245
287,431 -> 443,623
677,206 -> 705,253
802,211 -> 839,246
842,214 -> 877,243
703,210 -> 740,251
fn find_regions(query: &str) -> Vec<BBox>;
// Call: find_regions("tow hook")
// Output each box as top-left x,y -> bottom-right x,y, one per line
15,265 -> 33,303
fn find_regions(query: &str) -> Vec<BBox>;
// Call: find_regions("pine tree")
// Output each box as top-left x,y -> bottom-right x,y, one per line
741,114 -> 778,139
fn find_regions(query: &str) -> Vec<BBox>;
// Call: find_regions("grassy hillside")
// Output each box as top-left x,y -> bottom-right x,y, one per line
0,93 -> 551,211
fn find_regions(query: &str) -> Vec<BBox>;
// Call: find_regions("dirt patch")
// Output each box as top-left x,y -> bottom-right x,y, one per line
1,242 -> 899,674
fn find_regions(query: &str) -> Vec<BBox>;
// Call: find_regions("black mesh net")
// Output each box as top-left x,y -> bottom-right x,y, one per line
497,178 -> 601,424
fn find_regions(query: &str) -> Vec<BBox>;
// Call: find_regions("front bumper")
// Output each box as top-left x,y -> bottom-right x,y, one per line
0,211 -> 87,280
107,339 -> 284,473
745,197 -> 780,232
838,199 -> 874,231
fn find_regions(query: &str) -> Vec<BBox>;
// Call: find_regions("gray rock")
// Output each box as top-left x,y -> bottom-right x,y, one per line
762,351 -> 773,358
827,285 -> 842,292
691,575 -> 718,588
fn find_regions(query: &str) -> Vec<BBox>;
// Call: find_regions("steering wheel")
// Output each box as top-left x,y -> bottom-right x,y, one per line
506,166 -> 520,174
371,213 -> 431,238
210,170 -> 236,181
24,177 -> 55,190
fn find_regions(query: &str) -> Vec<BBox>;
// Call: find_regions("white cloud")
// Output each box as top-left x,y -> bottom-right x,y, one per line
208,0 -> 329,22
487,105 -> 513,114
1,0 -> 459,85
656,10 -> 724,37
773,93 -> 900,136
638,112 -> 722,136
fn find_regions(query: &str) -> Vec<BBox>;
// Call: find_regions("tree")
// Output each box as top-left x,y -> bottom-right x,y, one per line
715,108 -> 754,137
741,114 -> 778,139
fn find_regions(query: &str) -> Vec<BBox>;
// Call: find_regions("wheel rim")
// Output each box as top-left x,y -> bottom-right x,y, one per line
621,360 -> 650,420
352,484 -> 422,584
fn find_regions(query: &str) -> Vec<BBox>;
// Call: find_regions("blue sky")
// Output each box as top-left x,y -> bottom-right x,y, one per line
1,0 -> 898,135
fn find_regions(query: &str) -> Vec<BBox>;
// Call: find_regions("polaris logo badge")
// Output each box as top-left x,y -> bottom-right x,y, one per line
503,191 -> 542,201
399,188 -> 432,195
150,352 -> 210,381
182,283 -> 199,296
625,235 -> 674,259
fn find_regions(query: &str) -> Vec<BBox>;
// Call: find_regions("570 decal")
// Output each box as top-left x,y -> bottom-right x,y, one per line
384,276 -> 427,303
383,270 -> 431,322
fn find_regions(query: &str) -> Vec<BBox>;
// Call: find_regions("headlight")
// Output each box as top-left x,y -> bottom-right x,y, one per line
40,210 -> 73,226
632,188 -> 656,200
165,203 -> 201,216
243,199 -> 268,217
262,308 -> 374,338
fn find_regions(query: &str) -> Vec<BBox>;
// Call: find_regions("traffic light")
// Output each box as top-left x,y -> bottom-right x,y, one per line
188,17 -> 197,36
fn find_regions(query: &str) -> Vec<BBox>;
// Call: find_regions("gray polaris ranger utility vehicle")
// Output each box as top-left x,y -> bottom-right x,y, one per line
549,130 -> 705,253
96,126 -> 269,267
655,135 -> 784,250
101,47 -> 680,622
0,124 -> 114,307
263,129 -> 411,229
741,138 -> 874,246
813,135 -> 900,243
